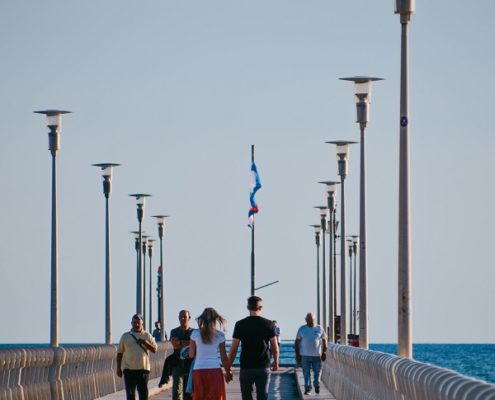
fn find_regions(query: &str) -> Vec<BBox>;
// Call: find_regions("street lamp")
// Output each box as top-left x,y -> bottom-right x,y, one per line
147,239 -> 156,332
326,140 -> 357,345
141,235 -> 149,326
34,109 -> 71,347
130,230 -> 143,316
351,235 -> 359,336
346,238 -> 354,335
309,224 -> 321,324
318,181 -> 340,343
152,215 -> 169,341
314,206 -> 328,332
93,163 -> 121,345
129,193 -> 151,315
395,0 -> 415,359
340,76 -> 383,349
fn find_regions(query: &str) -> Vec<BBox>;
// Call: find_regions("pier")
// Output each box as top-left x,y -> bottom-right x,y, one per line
2,342 -> 495,400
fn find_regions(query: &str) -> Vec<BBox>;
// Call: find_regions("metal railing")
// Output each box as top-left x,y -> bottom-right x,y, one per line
322,344 -> 495,400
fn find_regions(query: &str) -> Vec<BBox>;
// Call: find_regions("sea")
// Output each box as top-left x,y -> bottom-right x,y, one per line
276,342 -> 495,385
1,342 -> 494,385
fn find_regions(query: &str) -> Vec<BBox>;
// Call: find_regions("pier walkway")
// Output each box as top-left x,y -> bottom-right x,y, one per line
98,367 -> 336,400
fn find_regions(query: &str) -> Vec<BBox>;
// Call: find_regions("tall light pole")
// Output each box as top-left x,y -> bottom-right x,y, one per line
130,230 -> 143,314
147,239 -> 156,333
141,235 -> 149,326
340,76 -> 383,349
314,206 -> 328,332
327,140 -> 356,345
346,239 -> 354,335
34,109 -> 71,347
309,224 -> 322,324
351,235 -> 359,336
129,194 -> 151,316
319,181 -> 340,343
152,215 -> 169,341
93,163 -> 121,345
395,0 -> 415,359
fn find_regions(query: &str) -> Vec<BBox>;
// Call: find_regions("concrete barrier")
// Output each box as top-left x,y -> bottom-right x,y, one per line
321,344 -> 495,400
0,342 -> 173,400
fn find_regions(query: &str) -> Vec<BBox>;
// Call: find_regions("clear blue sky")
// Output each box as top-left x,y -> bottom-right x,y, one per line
1,1 -> 494,345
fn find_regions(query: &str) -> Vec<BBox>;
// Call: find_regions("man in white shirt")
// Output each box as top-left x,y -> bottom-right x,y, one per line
294,313 -> 327,395
117,314 -> 158,400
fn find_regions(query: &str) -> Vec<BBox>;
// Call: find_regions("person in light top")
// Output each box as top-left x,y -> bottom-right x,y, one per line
188,307 -> 232,400
294,312 -> 327,395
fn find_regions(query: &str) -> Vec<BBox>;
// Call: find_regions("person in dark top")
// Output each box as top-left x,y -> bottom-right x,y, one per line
229,296 -> 279,400
169,310 -> 194,400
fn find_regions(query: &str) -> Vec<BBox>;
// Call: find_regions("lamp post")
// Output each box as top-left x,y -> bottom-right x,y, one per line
152,215 -> 169,341
340,76 -> 383,349
129,194 -> 151,315
147,239 -> 156,332
141,235 -> 149,325
346,239 -> 354,335
318,181 -> 340,343
130,230 -> 143,314
92,163 -> 121,345
314,206 -> 328,332
326,140 -> 356,345
34,109 -> 71,347
395,0 -> 415,359
309,224 -> 322,324
351,235 -> 359,335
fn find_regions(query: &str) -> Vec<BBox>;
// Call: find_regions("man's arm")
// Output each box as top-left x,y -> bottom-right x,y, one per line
294,338 -> 301,363
320,337 -> 327,361
269,336 -> 279,371
228,338 -> 240,366
116,353 -> 123,377
141,336 -> 158,353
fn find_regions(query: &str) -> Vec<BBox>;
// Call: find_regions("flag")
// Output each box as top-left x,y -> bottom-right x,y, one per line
248,162 -> 262,228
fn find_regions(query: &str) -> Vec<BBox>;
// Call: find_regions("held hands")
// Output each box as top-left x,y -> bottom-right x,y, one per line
271,360 -> 279,371
224,370 -> 233,383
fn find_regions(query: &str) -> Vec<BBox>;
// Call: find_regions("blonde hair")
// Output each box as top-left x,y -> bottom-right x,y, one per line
196,307 -> 227,344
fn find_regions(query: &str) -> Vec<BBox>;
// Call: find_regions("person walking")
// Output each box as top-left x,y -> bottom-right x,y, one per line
294,312 -> 327,395
188,307 -> 232,400
116,314 -> 158,400
229,296 -> 279,400
170,310 -> 194,400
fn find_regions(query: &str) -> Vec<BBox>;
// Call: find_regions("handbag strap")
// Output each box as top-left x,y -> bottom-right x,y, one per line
129,332 -> 148,353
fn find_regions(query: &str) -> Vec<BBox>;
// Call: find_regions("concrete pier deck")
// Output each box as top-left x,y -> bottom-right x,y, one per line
98,367 -> 336,400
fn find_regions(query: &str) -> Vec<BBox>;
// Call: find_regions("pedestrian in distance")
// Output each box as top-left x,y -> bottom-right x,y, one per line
294,312 -> 327,395
153,321 -> 163,342
170,310 -> 194,400
116,313 -> 158,400
229,295 -> 279,400
188,307 -> 232,400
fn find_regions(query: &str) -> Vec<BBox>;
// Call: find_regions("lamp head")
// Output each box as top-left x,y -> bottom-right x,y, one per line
318,180 -> 340,195
93,163 -> 121,178
395,0 -> 415,16
129,193 -> 151,207
309,224 -> 321,235
326,141 -> 357,167
152,215 -> 170,226
34,109 -> 71,128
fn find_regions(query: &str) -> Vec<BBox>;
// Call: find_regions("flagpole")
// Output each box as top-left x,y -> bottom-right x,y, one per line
251,144 -> 256,296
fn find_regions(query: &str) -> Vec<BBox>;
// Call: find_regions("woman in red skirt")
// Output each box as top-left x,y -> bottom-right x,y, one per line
189,308 -> 233,400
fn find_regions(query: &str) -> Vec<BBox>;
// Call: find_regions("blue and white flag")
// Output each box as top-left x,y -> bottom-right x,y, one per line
248,162 -> 262,228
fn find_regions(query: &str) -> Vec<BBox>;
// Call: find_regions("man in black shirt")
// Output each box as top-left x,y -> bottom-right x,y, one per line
170,310 -> 193,400
229,296 -> 279,400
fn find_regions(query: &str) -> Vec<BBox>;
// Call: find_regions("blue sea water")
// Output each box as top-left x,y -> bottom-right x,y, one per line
1,342 -> 494,385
